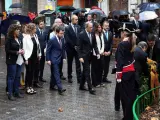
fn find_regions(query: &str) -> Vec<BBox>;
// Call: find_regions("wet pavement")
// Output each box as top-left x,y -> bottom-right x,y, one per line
0,47 -> 123,120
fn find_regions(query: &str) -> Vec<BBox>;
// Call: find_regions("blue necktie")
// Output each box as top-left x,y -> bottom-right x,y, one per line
105,31 -> 108,41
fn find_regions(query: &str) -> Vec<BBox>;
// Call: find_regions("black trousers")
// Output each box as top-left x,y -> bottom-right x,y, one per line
67,49 -> 82,82
103,56 -> 111,79
119,72 -> 136,120
80,57 -> 92,90
114,82 -> 121,110
91,56 -> 103,86
38,48 -> 45,80
25,58 -> 39,87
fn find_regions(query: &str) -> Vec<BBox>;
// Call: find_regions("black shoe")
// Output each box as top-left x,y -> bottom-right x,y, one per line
89,89 -> 96,95
58,89 -> 66,95
50,86 -> 58,91
14,93 -> 24,98
8,95 -> 16,101
68,79 -> 73,83
103,78 -> 112,83
39,78 -> 46,82
79,86 -> 88,91
60,76 -> 66,80
34,83 -> 43,88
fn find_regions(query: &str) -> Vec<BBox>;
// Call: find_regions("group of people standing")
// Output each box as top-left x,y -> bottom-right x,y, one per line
4,10 -> 160,120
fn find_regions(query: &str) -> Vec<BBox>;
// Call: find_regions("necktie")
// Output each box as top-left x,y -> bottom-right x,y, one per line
74,25 -> 77,36
40,30 -> 43,36
59,38 -> 62,48
105,31 -> 108,41
149,47 -> 153,59
88,32 -> 92,44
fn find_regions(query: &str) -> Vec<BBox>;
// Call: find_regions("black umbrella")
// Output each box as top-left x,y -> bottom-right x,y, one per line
1,15 -> 31,35
59,6 -> 76,12
39,9 -> 54,14
9,3 -> 22,8
73,8 -> 87,14
112,10 -> 130,17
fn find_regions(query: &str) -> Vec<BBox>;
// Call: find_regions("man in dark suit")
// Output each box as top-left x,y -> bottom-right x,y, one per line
102,21 -> 113,83
46,26 -> 66,95
132,14 -> 142,43
147,34 -> 160,82
65,15 -> 82,83
134,41 -> 149,94
36,20 -> 47,86
79,22 -> 100,95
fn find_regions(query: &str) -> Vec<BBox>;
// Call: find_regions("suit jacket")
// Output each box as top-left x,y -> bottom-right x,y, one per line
64,24 -> 81,52
103,30 -> 113,53
5,37 -> 22,64
147,40 -> 160,62
46,36 -> 66,64
36,28 -> 48,50
134,47 -> 149,76
78,30 -> 99,60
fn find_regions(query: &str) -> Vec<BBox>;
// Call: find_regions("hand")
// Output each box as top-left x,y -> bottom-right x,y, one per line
17,49 -> 23,54
47,61 -> 51,66
116,72 -> 122,83
104,52 -> 108,56
79,58 -> 84,63
107,51 -> 111,56
97,54 -> 100,59
25,61 -> 28,65
20,49 -> 25,55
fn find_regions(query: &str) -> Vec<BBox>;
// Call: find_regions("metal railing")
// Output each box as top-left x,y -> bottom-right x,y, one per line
132,86 -> 160,120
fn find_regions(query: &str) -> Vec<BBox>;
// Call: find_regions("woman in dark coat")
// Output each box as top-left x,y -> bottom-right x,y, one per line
115,23 -> 137,120
5,24 -> 24,100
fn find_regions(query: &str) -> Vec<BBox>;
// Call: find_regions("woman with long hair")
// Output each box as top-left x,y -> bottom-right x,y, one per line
23,23 -> 41,95
91,23 -> 105,87
115,23 -> 137,120
5,24 -> 24,100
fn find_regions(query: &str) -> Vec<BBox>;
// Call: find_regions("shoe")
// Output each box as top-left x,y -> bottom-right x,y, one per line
89,89 -> 96,95
39,78 -> 46,82
100,83 -> 105,87
26,87 -> 34,95
14,93 -> 24,98
79,86 -> 88,91
68,79 -> 73,83
103,78 -> 112,83
50,86 -> 58,91
95,85 -> 101,88
8,95 -> 16,101
30,87 -> 37,94
58,89 -> 66,95
60,76 -> 66,80
34,83 -> 43,88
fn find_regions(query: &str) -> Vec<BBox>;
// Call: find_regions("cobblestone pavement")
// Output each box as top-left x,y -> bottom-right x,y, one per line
0,47 -> 123,120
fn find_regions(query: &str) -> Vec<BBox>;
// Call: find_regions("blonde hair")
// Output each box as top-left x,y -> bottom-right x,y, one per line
26,23 -> 36,35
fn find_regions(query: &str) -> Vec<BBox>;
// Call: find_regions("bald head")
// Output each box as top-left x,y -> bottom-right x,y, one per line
71,15 -> 78,24
54,18 -> 62,26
